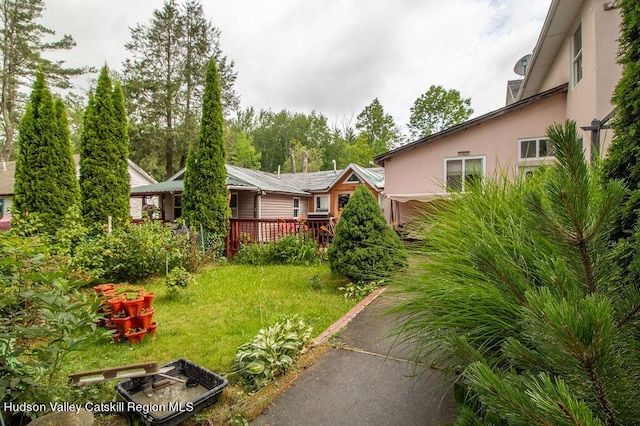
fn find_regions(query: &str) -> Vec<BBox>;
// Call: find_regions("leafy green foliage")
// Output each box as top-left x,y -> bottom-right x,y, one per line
72,220 -> 185,282
183,59 -> 230,236
79,66 -> 131,230
339,281 -> 381,299
166,266 -> 193,298
328,185 -> 406,282
407,84 -> 473,140
12,72 -> 80,236
0,234 -> 107,408
393,121 -> 640,424
232,315 -> 312,392
233,235 -> 320,266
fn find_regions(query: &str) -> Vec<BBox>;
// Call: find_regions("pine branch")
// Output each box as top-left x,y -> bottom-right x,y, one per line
618,302 -> 640,328
582,357 -> 618,426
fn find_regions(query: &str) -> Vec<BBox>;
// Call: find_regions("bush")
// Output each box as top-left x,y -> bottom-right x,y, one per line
233,235 -> 319,266
232,315 -> 312,392
0,236 -> 107,411
166,266 -> 193,298
72,220 -> 186,281
328,185 -> 406,282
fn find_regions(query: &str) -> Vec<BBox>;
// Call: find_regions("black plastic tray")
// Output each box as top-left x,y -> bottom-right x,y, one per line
115,358 -> 228,426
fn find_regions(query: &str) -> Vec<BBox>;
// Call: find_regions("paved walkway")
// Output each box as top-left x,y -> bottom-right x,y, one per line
252,289 -> 456,426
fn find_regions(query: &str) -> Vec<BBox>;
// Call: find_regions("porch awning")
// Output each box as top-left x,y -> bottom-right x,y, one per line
386,193 -> 450,203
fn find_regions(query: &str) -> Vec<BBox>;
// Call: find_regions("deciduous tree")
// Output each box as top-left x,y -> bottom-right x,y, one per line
356,98 -> 401,155
407,85 -> 473,140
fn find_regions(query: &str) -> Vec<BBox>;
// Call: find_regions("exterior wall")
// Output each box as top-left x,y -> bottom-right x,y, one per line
540,38 -> 571,93
235,191 -> 256,218
259,193 -> 310,219
129,167 -> 155,188
383,92 -> 567,224
307,182 -> 379,217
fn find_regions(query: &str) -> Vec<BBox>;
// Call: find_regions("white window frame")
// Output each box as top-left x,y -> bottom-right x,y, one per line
293,197 -> 300,218
443,155 -> 486,193
571,22 -> 583,88
518,137 -> 554,160
230,192 -> 238,218
315,194 -> 330,213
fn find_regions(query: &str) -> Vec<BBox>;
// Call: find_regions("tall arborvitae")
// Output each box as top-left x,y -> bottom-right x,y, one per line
112,83 -> 131,221
602,0 -> 640,238
183,58 -> 230,236
80,66 -> 131,230
13,71 -> 78,235
53,98 -> 81,213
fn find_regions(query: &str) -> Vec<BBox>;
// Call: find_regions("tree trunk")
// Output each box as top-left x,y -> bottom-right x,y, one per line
290,146 -> 296,173
302,151 -> 308,173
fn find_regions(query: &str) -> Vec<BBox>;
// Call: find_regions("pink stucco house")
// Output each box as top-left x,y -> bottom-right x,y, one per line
374,0 -> 622,226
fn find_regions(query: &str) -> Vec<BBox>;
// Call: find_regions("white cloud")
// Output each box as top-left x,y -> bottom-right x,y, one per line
40,0 -> 551,133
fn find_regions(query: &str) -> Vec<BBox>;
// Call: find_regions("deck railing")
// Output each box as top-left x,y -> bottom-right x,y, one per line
225,218 -> 333,257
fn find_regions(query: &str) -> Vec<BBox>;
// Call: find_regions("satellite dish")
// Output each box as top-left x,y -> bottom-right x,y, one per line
514,54 -> 532,76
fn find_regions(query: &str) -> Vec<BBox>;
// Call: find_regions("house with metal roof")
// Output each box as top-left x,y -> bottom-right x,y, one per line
373,0 -> 622,227
130,163 -> 385,222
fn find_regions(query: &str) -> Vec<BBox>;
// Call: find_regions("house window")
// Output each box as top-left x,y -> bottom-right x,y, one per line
315,195 -> 330,213
0,199 -> 4,217
230,193 -> 238,218
293,197 -> 300,218
338,194 -> 350,210
173,195 -> 182,219
444,156 -> 485,192
344,173 -> 361,183
519,138 -> 553,160
572,23 -> 583,86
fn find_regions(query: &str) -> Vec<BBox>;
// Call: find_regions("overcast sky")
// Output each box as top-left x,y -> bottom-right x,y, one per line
41,0 -> 551,132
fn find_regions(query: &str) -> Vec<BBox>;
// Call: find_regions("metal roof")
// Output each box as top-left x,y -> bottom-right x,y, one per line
131,163 -> 385,196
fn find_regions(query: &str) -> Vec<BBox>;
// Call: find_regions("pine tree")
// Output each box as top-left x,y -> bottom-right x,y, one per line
182,58 -> 230,236
12,72 -> 79,235
327,185 -> 406,283
393,121 -> 640,424
80,66 -> 131,230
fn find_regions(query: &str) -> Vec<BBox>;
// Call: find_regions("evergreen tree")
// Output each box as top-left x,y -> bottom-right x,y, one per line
394,121 -> 640,424
328,185 -> 406,283
80,66 -> 131,230
182,58 -> 230,236
602,0 -> 640,238
12,72 -> 78,235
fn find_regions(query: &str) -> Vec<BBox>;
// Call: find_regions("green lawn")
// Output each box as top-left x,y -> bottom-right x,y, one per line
65,263 -> 355,379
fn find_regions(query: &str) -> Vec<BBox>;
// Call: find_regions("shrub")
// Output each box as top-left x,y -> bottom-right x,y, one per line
166,266 -> 193,298
328,185 -> 406,282
72,220 -> 186,281
232,315 -> 312,392
339,281 -> 381,299
0,237 -> 107,411
233,235 -> 319,266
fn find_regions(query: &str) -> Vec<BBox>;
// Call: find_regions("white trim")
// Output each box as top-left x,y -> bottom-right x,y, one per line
443,155 -> 486,193
293,197 -> 300,218
570,21 -> 583,89
518,137 -> 553,161
314,194 -> 330,213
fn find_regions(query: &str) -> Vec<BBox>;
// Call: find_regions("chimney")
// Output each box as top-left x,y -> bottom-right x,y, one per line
302,151 -> 308,173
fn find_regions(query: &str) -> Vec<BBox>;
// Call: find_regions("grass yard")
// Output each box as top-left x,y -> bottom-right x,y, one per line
64,263 -> 355,383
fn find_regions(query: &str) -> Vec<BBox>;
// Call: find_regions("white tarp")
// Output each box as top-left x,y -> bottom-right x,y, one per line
385,193 -> 450,203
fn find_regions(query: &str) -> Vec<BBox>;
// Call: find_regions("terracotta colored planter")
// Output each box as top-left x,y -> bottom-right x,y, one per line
147,322 -> 158,339
137,308 -> 155,329
108,297 -> 124,313
93,283 -> 115,294
111,332 -> 122,344
111,315 -> 132,335
123,297 -> 144,317
125,329 -> 146,344
143,292 -> 155,309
